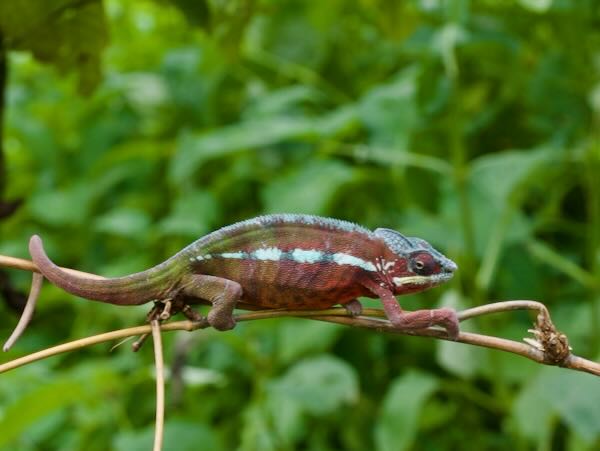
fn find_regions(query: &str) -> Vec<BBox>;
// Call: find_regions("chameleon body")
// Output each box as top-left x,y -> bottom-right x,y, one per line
29,214 -> 460,338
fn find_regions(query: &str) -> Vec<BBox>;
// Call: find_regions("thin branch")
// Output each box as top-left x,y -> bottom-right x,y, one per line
1,305 -> 599,376
458,300 -> 549,321
151,320 -> 165,451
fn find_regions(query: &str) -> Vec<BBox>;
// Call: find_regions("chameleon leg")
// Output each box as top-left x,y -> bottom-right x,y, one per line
363,281 -> 459,339
342,299 -> 363,316
179,274 -> 242,331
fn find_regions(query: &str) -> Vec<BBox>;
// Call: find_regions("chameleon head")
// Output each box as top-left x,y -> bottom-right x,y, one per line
374,228 -> 457,295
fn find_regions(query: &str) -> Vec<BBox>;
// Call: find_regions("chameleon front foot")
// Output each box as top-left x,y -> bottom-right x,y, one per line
207,306 -> 236,331
389,307 -> 460,340
378,294 -> 459,340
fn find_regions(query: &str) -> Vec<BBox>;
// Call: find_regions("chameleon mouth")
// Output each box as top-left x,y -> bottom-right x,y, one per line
392,271 -> 454,287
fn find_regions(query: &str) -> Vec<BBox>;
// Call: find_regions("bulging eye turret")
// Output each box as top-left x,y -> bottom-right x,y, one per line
410,252 -> 438,276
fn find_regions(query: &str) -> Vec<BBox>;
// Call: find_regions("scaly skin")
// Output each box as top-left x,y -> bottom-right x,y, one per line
28,214 -> 460,338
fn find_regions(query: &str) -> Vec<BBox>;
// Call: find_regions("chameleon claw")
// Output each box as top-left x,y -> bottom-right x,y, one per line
182,304 -> 203,322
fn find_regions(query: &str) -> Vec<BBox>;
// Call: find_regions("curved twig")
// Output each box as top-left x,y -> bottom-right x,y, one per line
1,255 -> 104,350
3,272 -> 43,351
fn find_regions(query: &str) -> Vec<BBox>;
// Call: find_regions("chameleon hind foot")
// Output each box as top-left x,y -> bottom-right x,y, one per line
179,274 -> 242,331
132,299 -> 204,352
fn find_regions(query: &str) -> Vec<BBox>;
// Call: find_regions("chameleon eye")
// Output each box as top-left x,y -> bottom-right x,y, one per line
410,253 -> 437,276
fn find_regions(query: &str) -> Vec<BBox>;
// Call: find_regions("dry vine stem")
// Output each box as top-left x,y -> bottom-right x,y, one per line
1,305 -> 599,376
1,255 -> 599,378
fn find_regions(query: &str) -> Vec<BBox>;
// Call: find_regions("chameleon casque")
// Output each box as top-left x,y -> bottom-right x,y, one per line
29,214 -> 460,338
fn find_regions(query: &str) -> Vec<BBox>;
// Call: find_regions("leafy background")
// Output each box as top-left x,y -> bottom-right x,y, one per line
0,0 -> 599,450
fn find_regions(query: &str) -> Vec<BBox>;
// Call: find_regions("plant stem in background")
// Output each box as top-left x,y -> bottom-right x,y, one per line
0,36 -> 5,197
584,140 -> 600,356
0,40 -> 6,310
448,105 -> 478,304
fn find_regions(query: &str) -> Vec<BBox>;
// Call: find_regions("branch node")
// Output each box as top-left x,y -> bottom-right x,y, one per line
527,310 -> 572,365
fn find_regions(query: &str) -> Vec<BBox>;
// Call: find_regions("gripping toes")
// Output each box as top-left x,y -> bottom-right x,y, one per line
180,274 -> 242,332
433,307 -> 459,340
387,307 -> 460,340
207,307 -> 236,331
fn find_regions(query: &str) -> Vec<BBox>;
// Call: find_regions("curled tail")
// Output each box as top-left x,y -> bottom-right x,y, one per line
29,235 -> 182,305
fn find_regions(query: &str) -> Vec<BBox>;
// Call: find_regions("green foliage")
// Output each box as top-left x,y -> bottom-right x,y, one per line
375,370 -> 438,451
1,0 -> 600,450
0,0 -> 108,94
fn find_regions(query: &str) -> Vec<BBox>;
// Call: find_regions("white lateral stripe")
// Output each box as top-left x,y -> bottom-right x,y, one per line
333,253 -> 377,271
253,247 -> 283,261
219,252 -> 246,259
195,247 -> 378,272
291,249 -> 323,264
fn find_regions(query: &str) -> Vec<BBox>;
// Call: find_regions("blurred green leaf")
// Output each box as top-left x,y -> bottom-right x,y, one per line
527,240 -> 596,288
169,118 -> 317,183
265,391 -> 305,446
28,184 -> 93,226
436,291 -> 482,378
114,420 -> 222,451
374,370 -> 439,451
239,403 -> 278,451
512,371 -> 555,445
514,368 -> 600,443
244,85 -> 323,118
95,207 -> 151,238
271,355 -> 359,416
159,190 -> 220,237
276,319 -> 343,365
0,0 -> 108,93
470,147 -> 556,205
518,0 -> 553,13
0,377 -> 84,447
262,160 -> 355,214
359,67 -> 419,147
